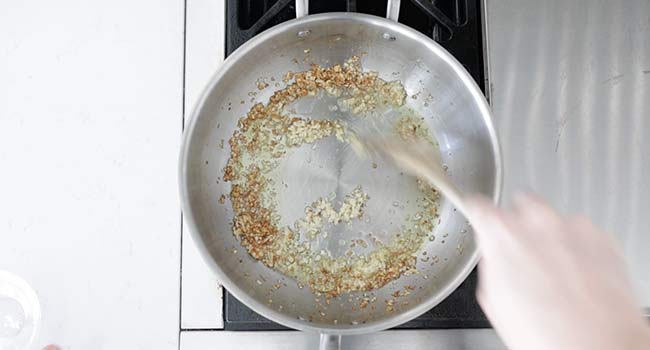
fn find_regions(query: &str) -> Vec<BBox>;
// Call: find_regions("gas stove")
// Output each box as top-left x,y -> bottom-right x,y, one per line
220,0 -> 490,331
227,0 -> 486,92
180,0 -> 650,349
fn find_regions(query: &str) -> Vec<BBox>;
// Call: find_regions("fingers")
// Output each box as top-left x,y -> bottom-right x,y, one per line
464,195 -> 500,224
568,215 -> 626,264
475,278 -> 491,315
512,192 -> 561,227
464,195 -> 513,252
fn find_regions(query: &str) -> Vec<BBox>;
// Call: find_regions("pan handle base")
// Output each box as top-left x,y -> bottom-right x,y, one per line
319,334 -> 342,350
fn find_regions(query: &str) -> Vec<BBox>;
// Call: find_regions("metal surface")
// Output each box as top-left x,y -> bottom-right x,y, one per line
223,271 -> 488,329
222,0 -> 492,331
179,0 -> 650,348
487,0 -> 650,306
295,0 -> 308,18
319,334 -> 342,350
225,0 -> 488,91
180,329 -> 507,349
386,0 -> 400,22
180,7 -> 501,338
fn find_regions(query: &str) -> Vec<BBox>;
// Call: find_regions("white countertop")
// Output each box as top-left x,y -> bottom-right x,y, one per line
1,0 -> 184,348
180,0 -> 225,331
2,0 -> 649,349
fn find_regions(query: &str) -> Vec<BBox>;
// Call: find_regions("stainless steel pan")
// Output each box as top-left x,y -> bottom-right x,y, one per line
179,0 -> 502,348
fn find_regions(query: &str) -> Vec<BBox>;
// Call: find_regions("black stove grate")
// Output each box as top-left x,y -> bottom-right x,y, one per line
223,0 -> 489,330
224,270 -> 487,330
226,0 -> 486,92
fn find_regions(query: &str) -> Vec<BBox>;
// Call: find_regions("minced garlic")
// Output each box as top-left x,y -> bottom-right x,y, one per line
223,57 -> 440,297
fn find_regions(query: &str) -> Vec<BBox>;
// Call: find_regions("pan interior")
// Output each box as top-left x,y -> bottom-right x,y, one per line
182,14 -> 498,332
277,92 -> 429,257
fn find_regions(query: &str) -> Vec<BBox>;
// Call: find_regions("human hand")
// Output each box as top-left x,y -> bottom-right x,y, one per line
466,193 -> 650,350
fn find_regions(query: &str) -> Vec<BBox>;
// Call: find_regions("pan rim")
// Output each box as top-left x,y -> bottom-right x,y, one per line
179,11 -> 503,335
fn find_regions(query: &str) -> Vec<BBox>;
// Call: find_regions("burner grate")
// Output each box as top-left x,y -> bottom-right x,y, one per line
224,270 -> 487,330
227,0 -> 486,89
223,0 -> 489,330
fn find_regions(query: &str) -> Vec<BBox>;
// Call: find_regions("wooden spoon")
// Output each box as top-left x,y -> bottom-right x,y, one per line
353,136 -> 470,219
